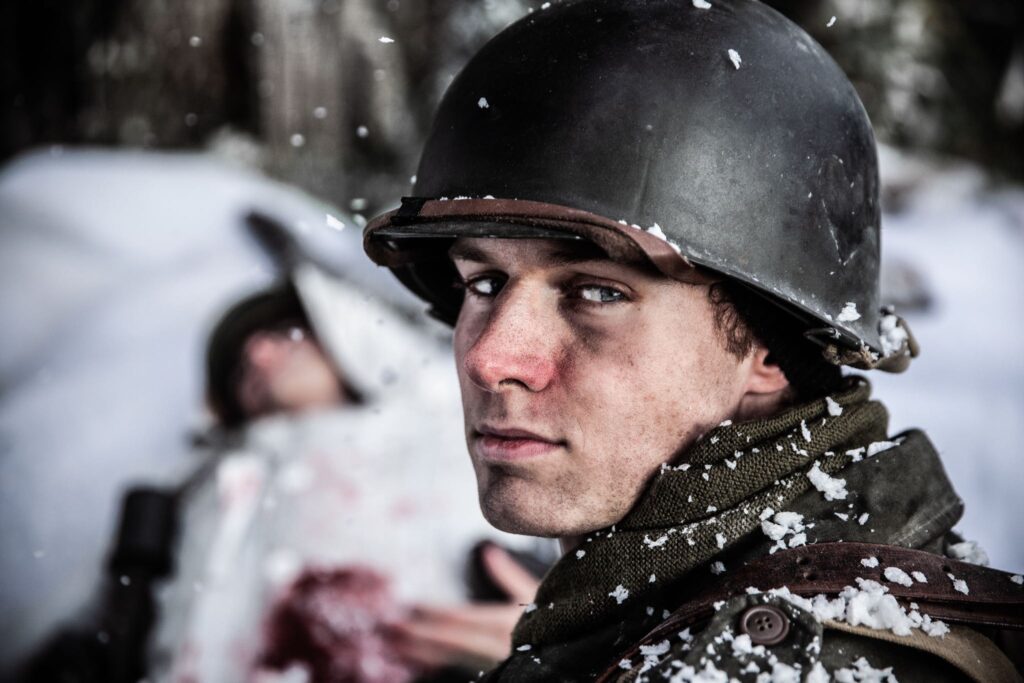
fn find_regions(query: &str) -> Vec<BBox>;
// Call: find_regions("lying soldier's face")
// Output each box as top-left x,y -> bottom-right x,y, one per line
450,237 -> 760,538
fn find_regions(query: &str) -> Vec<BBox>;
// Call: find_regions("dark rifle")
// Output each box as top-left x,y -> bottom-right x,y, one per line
22,487 -> 178,683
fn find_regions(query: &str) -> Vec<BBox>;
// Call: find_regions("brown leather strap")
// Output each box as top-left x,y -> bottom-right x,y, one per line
364,197 -> 716,286
598,542 -> 1024,682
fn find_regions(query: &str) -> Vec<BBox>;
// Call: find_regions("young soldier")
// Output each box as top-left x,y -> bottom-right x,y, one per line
364,0 -> 1023,680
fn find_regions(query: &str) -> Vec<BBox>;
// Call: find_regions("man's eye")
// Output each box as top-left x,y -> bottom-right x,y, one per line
577,285 -> 626,303
464,276 -> 502,297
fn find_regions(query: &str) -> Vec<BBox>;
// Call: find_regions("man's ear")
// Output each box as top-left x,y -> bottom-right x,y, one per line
735,347 -> 791,421
744,347 -> 790,395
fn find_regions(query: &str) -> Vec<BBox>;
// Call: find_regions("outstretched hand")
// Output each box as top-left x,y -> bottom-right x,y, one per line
390,543 -> 541,671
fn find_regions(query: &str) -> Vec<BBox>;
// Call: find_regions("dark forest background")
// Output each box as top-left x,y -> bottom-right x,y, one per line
2,0 -> 1023,218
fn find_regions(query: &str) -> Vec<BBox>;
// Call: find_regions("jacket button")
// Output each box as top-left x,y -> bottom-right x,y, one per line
739,605 -> 790,645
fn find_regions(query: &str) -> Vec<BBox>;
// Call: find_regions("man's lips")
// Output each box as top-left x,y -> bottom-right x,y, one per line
473,425 -> 565,462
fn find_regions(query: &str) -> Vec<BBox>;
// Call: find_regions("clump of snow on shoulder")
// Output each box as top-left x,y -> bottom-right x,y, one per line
766,663 -> 802,683
770,578 -> 949,638
477,97 -> 490,109
947,539 -> 990,566
861,556 -> 879,568
710,561 -> 726,575
1011,574 -> 1023,585
837,302 -> 861,322
878,313 -> 909,357
727,49 -> 741,70
807,462 -> 848,501
833,656 -> 897,683
825,396 -> 843,416
883,567 -> 914,587
637,639 -> 671,673
575,549 -> 586,559
806,662 -> 830,683
665,661 -> 730,683
692,0 -> 712,8
609,584 -> 630,604
761,511 -> 807,553
947,573 -> 969,595
911,571 -> 928,583
715,532 -> 727,549
858,512 -> 870,525
729,633 -> 755,656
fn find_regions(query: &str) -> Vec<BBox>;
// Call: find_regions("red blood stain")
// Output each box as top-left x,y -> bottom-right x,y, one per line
258,565 -> 417,683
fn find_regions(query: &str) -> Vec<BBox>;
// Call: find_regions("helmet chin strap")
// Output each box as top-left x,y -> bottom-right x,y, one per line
816,312 -> 920,373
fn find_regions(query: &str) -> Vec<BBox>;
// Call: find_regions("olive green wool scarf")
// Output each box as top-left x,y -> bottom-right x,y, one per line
512,378 -> 890,649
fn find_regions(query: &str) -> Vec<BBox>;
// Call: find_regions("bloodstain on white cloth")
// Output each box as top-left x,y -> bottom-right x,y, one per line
258,566 -> 417,683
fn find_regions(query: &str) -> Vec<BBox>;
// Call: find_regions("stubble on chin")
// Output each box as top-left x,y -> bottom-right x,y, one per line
476,465 -> 554,536
475,464 -> 633,538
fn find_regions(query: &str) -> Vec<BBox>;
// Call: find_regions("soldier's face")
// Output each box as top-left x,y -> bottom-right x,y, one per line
451,237 -> 755,538
237,327 -> 344,419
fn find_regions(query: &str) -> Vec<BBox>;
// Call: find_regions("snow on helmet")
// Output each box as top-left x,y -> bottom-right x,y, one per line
363,0 -> 917,371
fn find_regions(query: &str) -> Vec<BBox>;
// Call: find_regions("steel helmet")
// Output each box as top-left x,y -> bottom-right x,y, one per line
364,0 -> 917,371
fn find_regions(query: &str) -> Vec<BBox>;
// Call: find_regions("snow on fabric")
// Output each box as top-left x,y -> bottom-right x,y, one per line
610,585 -> 630,604
826,396 -> 844,417
806,462 -> 848,501
762,578 -> 949,638
761,511 -> 807,553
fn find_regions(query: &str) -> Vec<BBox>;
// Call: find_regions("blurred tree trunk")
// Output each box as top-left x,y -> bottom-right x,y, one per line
767,0 -> 1024,181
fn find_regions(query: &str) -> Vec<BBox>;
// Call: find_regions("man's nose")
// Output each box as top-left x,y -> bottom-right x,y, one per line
461,285 -> 559,393
245,333 -> 291,369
